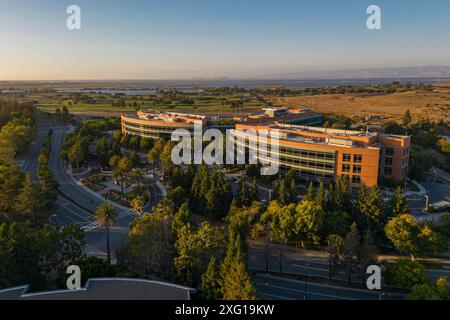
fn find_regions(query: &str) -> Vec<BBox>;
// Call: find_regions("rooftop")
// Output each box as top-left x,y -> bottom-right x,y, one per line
0,278 -> 195,300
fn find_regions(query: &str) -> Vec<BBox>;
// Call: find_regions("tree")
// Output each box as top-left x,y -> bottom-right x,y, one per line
386,186 -> 408,217
358,185 -> 386,238
165,186 -> 185,210
276,179 -> 287,205
201,256 -> 222,300
304,182 -> 315,202
250,178 -> 260,203
384,259 -> 427,288
140,138 -> 152,151
237,179 -> 251,207
295,200 -> 325,248
129,136 -> 140,150
402,109 -> 412,128
61,105 -> 70,121
0,222 -> 85,291
108,155 -> 121,170
58,256 -> 116,287
55,107 -> 61,120
322,210 -> 351,238
94,203 -> 117,264
174,222 -> 226,287
131,168 -> 144,188
113,157 -> 132,198
406,277 -> 450,300
385,214 -> 447,259
315,181 -> 326,208
438,139 -> 450,154
326,235 -> 344,280
172,203 -> 192,234
342,223 -> 361,284
129,151 -> 140,167
220,233 -> 257,300
120,134 -> 131,148
131,196 -> 145,215
117,211 -> 173,279
68,139 -> 86,169
359,230 -> 377,282
327,177 -> 351,212
14,174 -> 48,226
0,164 -> 23,214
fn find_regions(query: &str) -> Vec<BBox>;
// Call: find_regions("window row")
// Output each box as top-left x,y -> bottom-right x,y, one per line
341,174 -> 361,184
342,164 -> 361,174
342,153 -> 363,163
280,157 -> 335,170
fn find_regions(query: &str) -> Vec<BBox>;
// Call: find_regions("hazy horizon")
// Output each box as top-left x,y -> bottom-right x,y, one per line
1,0 -> 450,80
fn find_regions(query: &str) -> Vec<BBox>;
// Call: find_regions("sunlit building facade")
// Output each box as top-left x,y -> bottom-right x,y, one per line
121,108 -> 409,188
231,123 -> 410,188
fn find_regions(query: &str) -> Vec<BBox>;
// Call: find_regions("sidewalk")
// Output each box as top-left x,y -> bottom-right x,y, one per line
66,164 -> 132,214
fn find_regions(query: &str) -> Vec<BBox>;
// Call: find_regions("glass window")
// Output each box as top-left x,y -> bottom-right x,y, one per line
385,157 -> 393,166
343,153 -> 351,162
353,165 -> 361,174
352,175 -> 361,184
342,164 -> 351,172
384,167 -> 392,175
354,154 -> 363,163
385,147 -> 394,156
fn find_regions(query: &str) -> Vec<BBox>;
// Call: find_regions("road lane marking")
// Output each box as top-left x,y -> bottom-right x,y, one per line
258,292 -> 294,300
254,281 -> 355,300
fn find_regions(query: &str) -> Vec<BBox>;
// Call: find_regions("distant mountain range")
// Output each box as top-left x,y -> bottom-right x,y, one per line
264,66 -> 450,79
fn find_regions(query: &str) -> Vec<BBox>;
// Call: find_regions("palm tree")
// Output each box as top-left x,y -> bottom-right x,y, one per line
131,168 -> 144,188
94,203 -> 117,264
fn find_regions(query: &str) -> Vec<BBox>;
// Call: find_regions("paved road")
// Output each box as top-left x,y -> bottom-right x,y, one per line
49,128 -> 137,258
21,130 -> 46,182
249,240 -> 450,282
254,274 -> 404,300
21,125 -> 164,260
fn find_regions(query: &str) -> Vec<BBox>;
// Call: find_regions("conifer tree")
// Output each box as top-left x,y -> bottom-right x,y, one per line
220,233 -> 256,300
14,174 -> 47,226
342,223 -> 361,284
201,256 -> 222,300
387,186 -> 408,217
315,181 -> 326,208
250,178 -> 260,203
304,182 -> 315,202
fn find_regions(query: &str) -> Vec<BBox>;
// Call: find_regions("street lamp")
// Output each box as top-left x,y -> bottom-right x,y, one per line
425,195 -> 429,212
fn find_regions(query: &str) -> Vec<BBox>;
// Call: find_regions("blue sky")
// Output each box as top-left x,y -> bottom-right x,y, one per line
0,0 -> 449,79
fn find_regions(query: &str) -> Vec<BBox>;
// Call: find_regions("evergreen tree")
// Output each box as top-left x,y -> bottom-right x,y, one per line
172,202 -> 192,233
220,233 -> 256,300
402,109 -> 412,128
304,182 -> 315,202
277,179 -> 287,205
326,234 -> 344,280
360,186 -> 387,238
359,230 -> 377,282
14,174 -> 47,226
342,223 -> 361,284
288,178 -> 297,203
201,256 -> 222,300
237,179 -> 251,207
315,181 -> 325,208
250,178 -> 260,203
387,186 -> 409,217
